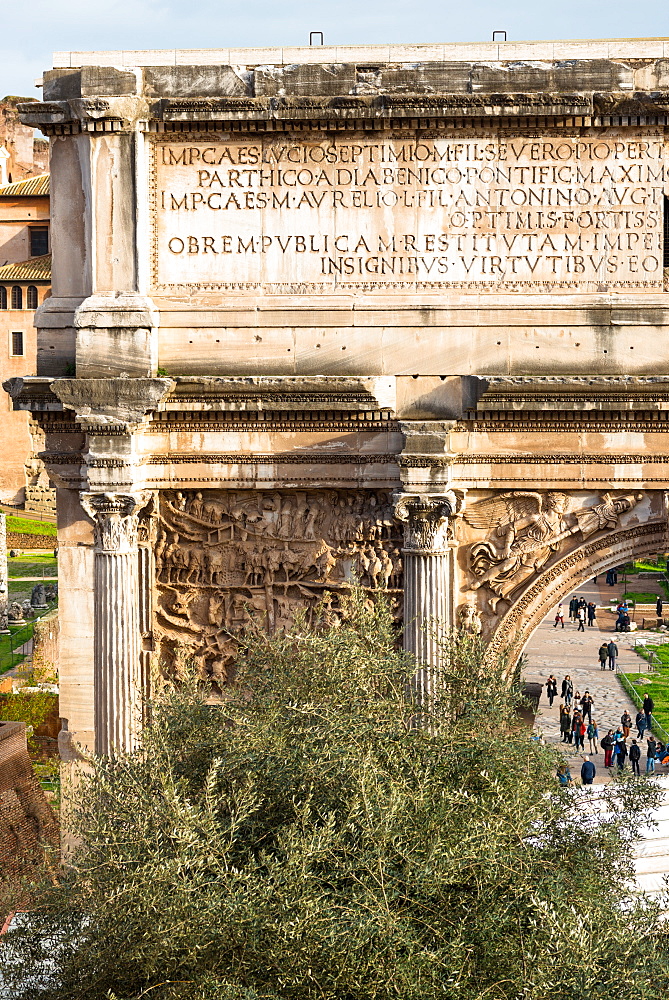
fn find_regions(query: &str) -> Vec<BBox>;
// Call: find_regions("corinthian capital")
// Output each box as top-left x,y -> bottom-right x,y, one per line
82,492 -> 149,553
393,492 -> 457,551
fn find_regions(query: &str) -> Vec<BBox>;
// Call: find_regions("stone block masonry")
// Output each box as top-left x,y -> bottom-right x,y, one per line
7,41 -> 669,768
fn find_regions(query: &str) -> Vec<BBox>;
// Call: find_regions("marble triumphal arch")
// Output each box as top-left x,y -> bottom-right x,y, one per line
6,39 -> 669,754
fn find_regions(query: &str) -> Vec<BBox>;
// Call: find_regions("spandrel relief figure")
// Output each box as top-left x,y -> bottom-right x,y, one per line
464,490 -> 644,611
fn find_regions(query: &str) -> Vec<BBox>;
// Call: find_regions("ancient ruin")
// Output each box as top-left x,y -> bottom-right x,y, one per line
4,40 -> 669,754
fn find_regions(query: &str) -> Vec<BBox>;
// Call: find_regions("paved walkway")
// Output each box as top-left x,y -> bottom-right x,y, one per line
523,578 -> 658,784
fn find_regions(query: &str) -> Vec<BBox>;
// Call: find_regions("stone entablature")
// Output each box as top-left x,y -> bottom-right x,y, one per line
13,43 -> 669,381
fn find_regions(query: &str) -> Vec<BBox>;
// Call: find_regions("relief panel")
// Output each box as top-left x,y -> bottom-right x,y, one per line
154,488 -> 403,684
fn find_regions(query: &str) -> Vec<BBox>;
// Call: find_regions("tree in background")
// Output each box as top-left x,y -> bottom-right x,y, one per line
3,589 -> 668,999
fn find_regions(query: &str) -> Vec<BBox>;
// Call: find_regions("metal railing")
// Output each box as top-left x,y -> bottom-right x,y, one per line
1,599 -> 58,673
616,665 -> 669,743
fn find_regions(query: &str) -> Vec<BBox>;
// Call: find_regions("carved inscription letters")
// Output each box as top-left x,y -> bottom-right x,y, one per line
151,135 -> 666,292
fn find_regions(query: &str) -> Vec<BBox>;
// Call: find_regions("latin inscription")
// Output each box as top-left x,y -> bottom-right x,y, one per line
150,136 -> 667,292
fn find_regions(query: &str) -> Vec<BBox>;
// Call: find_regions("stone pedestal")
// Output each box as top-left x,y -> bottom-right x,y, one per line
81,492 -> 146,755
394,494 -> 454,700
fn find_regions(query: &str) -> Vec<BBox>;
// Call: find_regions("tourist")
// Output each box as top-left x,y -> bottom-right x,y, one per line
607,638 -> 619,671
573,690 -> 581,716
616,606 -> 631,632
629,739 -> 641,776
580,756 -> 596,785
601,730 -> 614,767
615,738 -> 628,771
561,675 -> 573,707
580,690 -> 594,722
560,706 -> 572,744
636,710 -> 647,739
554,604 -> 565,628
657,596 -> 664,618
557,764 -> 572,786
598,642 -> 608,670
621,710 -> 632,739
545,674 -> 558,708
569,596 -> 578,620
573,712 -> 585,751
576,605 -> 586,632
586,719 -> 599,754
643,693 -> 654,733
587,602 -> 597,627
646,738 -> 657,774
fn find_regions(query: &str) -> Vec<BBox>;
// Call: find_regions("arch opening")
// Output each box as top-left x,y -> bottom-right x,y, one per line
488,520 -> 669,665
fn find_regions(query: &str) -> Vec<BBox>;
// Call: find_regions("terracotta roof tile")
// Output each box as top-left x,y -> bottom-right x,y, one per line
0,173 -> 50,197
0,254 -> 51,280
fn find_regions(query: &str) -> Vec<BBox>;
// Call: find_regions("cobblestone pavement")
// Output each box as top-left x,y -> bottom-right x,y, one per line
523,578 -> 664,784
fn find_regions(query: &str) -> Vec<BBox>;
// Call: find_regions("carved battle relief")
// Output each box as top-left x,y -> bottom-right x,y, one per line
461,490 -> 644,613
154,488 -> 403,685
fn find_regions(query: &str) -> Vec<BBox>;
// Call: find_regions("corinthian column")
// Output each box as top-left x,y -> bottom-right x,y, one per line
82,492 -> 147,755
394,493 -> 454,699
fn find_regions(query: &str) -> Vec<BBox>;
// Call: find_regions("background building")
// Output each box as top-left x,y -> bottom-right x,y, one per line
0,171 -> 53,509
0,97 -> 48,186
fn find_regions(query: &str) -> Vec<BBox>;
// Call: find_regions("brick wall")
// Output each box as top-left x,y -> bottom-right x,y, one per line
0,721 -> 59,886
32,610 -> 59,678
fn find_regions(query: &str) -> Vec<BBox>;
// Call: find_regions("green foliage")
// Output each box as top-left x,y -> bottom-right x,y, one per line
0,691 -> 57,749
620,591 -> 659,604
625,641 -> 669,734
627,557 -> 667,573
4,591 -> 669,1000
6,515 -> 57,538
7,554 -> 58,578
0,623 -> 34,674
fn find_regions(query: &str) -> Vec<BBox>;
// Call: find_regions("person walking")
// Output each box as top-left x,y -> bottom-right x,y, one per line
657,595 -> 664,619
580,691 -> 594,723
621,710 -> 632,739
554,603 -> 565,628
643,693 -> 654,733
636,710 -> 647,739
629,739 -> 641,776
607,638 -> 619,671
646,738 -> 657,774
576,605 -> 586,632
587,602 -> 597,627
573,713 -> 585,751
601,730 -> 614,767
561,675 -> 573,708
560,706 -> 571,744
615,738 -> 628,771
545,674 -> 558,708
598,642 -> 608,670
569,596 -> 578,621
587,719 -> 599,754
580,756 -> 596,785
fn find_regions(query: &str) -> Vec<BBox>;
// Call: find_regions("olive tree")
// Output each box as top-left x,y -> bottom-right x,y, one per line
3,590 -> 668,1000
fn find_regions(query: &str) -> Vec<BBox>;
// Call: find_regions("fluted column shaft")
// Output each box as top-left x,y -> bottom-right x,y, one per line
82,493 -> 146,755
395,494 -> 454,703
